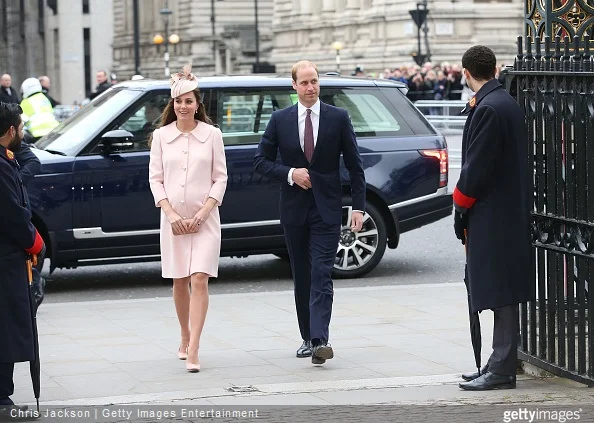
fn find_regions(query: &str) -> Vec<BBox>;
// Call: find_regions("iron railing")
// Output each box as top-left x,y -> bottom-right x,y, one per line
509,35 -> 594,386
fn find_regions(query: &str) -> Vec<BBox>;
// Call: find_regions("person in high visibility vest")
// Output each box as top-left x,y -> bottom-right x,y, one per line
19,78 -> 59,141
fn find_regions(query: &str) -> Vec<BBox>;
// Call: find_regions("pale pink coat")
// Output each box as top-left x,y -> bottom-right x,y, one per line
149,121 -> 227,278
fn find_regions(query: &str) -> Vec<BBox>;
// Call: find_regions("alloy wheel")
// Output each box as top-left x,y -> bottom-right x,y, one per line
334,206 -> 379,271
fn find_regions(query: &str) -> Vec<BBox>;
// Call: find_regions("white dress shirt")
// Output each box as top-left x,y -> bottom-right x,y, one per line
288,100 -> 320,185
286,99 -> 363,216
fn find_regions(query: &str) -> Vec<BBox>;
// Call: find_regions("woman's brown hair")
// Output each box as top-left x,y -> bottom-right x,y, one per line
148,88 -> 212,146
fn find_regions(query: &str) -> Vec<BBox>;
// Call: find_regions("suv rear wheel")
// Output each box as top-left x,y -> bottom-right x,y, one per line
333,198 -> 387,279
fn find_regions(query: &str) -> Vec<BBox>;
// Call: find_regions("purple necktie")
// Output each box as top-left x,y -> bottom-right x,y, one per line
304,109 -> 314,162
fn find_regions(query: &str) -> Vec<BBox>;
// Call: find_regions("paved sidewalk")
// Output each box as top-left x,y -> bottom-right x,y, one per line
11,283 -> 593,409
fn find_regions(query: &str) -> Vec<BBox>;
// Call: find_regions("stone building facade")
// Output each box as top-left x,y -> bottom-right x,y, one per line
44,0 -> 114,104
111,0 -> 274,80
271,0 -> 524,74
0,0 -> 113,105
0,0 -> 48,93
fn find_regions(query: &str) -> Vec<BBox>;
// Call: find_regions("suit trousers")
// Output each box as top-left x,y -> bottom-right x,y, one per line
487,304 -> 519,376
283,203 -> 340,343
0,362 -> 14,401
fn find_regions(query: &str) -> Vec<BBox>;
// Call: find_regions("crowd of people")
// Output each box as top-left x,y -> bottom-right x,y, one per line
353,61 -> 509,103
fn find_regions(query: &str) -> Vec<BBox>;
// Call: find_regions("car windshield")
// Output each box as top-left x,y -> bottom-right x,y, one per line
36,88 -> 143,156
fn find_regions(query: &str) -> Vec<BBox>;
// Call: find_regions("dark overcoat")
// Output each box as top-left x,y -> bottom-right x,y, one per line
0,144 -> 43,363
453,79 -> 535,313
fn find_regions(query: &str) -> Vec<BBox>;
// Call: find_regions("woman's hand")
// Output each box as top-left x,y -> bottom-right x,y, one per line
166,210 -> 188,235
188,206 -> 212,233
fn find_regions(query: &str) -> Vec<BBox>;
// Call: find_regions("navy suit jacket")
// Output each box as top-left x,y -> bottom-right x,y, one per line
254,102 -> 366,226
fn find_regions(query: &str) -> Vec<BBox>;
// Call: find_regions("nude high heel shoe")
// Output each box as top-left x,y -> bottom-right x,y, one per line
178,346 -> 188,360
186,350 -> 200,372
186,361 -> 200,373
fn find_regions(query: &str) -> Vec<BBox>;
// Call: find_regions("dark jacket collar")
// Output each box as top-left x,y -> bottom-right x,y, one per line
473,79 -> 502,106
461,79 -> 501,114
0,144 -> 16,163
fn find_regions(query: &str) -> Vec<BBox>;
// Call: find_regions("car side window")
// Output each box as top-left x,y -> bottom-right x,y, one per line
88,93 -> 170,154
217,90 -> 294,145
319,88 -> 414,137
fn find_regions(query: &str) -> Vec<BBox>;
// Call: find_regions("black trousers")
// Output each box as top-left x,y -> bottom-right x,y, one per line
0,363 -> 14,402
283,205 -> 340,343
486,304 -> 519,376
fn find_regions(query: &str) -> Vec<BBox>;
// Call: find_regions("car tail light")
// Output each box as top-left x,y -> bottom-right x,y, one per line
420,149 -> 448,188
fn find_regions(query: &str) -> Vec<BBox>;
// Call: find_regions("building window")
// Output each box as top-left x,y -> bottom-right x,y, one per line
83,28 -> 91,96
47,0 -> 58,14
1,0 -> 7,42
83,0 -> 90,14
19,0 -> 25,39
38,0 -> 44,35
53,28 -> 60,94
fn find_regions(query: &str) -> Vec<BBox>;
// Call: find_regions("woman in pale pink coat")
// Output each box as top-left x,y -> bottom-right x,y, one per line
149,65 -> 227,372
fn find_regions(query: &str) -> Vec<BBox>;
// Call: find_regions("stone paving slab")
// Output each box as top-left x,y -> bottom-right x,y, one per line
8,283 -> 592,410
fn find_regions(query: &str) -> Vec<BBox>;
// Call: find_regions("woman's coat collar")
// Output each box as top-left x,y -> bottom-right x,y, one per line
159,120 -> 213,143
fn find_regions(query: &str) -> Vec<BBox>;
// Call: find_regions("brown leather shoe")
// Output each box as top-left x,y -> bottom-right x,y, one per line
311,342 -> 333,365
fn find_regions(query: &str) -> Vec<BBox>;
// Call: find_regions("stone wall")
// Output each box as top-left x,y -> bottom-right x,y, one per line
111,0 -> 275,81
271,0 -> 523,75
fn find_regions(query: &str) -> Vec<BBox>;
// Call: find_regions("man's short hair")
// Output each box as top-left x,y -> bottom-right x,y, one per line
462,45 -> 497,81
0,102 -> 23,137
291,60 -> 318,82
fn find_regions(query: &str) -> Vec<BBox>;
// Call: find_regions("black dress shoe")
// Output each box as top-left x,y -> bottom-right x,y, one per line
461,365 -> 489,381
296,340 -> 312,358
311,342 -> 333,365
459,371 -> 516,391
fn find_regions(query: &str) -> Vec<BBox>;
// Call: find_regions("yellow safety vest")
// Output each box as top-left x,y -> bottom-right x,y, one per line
20,93 -> 59,138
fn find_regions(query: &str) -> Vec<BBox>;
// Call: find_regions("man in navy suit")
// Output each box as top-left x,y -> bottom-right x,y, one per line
254,61 -> 366,365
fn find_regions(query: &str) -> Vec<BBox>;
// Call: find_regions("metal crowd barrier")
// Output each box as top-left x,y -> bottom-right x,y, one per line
54,105 -> 82,121
414,100 -> 467,134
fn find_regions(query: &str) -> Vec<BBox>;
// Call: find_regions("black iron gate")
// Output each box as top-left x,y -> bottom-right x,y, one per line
508,33 -> 594,386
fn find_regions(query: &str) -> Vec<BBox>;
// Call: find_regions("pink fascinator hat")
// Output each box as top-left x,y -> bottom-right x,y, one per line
170,63 -> 199,98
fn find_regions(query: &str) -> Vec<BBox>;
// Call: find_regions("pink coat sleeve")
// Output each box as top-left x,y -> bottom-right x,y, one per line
208,127 -> 228,205
149,129 -> 168,207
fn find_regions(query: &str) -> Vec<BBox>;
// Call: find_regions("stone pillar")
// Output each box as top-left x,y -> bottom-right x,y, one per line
322,0 -> 334,12
346,0 -> 359,9
215,44 -> 223,74
225,44 -> 233,74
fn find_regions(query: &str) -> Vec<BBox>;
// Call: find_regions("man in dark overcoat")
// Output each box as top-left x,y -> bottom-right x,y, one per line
0,102 -> 46,415
453,46 -> 534,390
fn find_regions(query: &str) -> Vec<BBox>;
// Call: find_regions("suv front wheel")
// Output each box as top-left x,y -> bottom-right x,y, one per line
333,199 -> 387,279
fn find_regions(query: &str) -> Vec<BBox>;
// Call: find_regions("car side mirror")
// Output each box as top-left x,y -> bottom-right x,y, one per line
100,129 -> 134,154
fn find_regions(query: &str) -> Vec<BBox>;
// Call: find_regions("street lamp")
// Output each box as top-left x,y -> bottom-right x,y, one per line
332,41 -> 343,74
160,5 -> 172,77
408,0 -> 430,66
153,3 -> 180,77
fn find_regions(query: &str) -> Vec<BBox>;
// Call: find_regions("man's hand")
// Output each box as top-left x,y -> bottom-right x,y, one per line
292,168 -> 312,190
454,211 -> 468,245
166,210 -> 188,236
351,211 -> 364,232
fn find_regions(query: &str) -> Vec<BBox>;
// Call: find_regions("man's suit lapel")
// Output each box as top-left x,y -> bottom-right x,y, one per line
310,101 -> 328,164
288,104 -> 308,162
